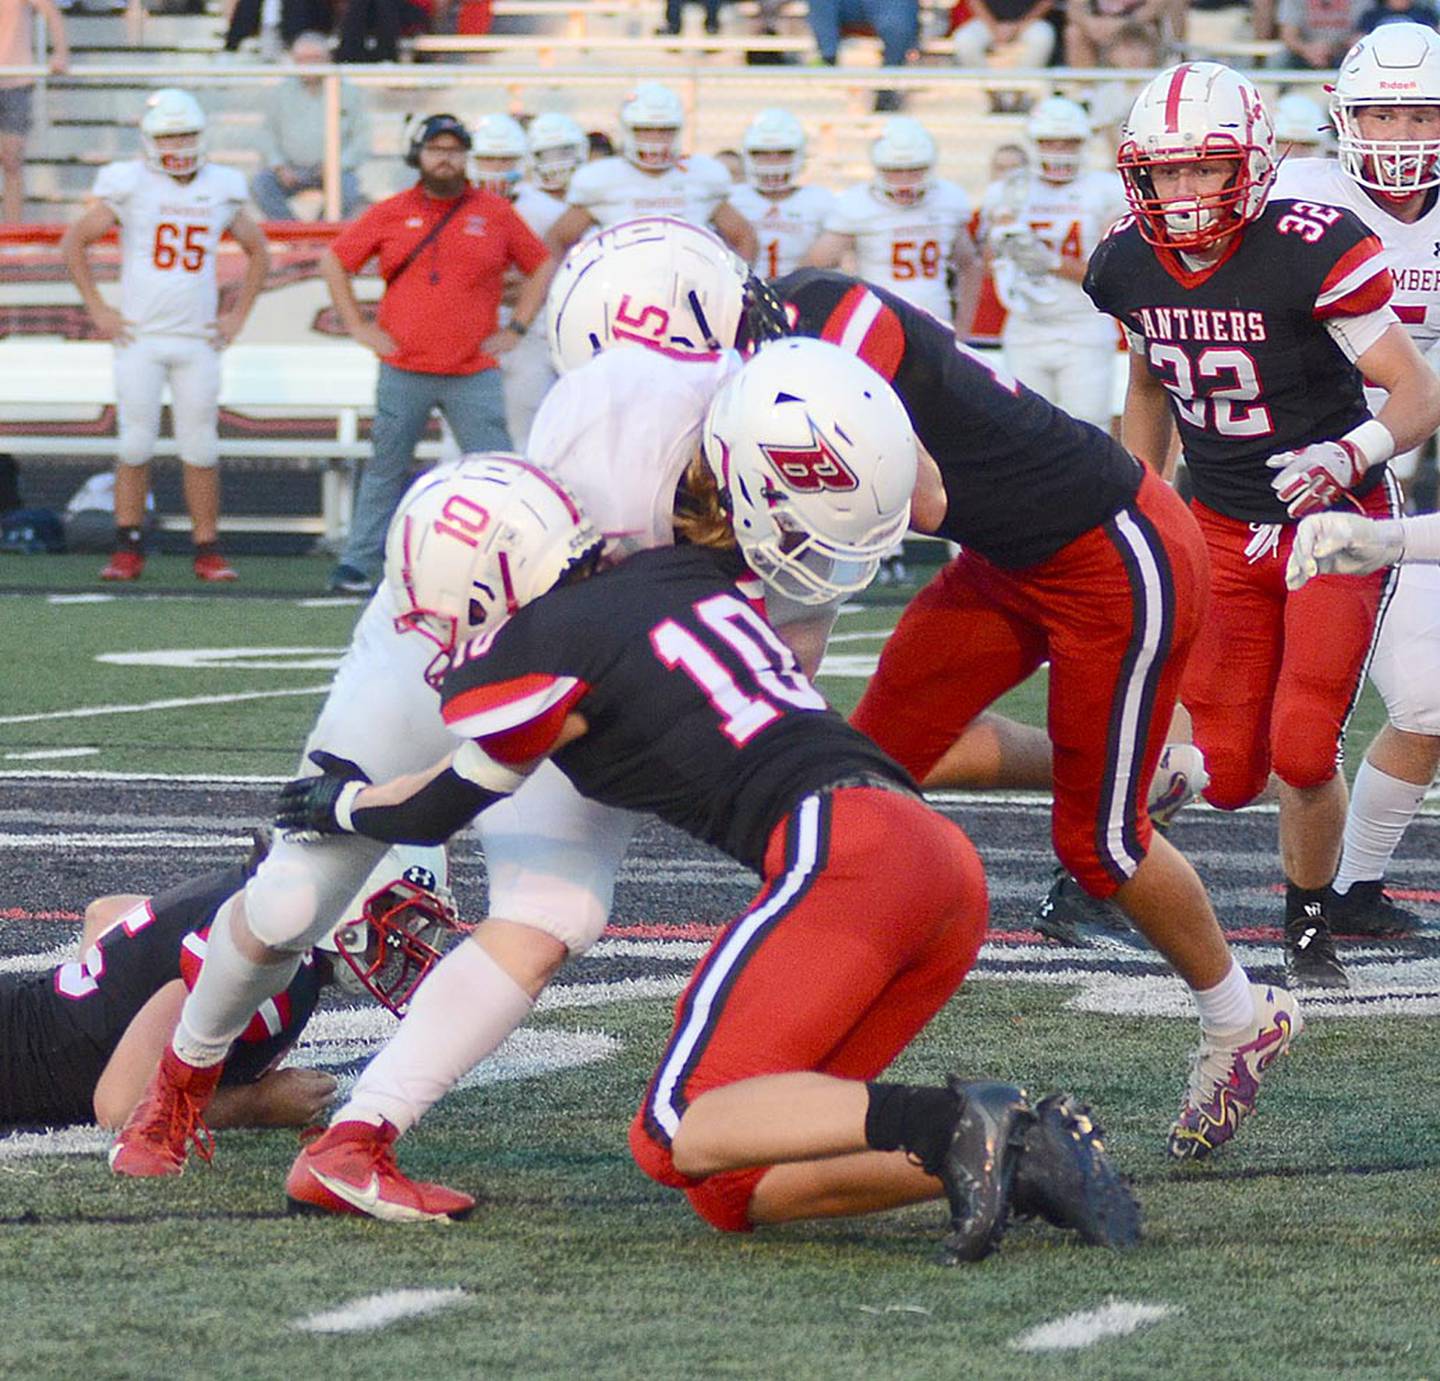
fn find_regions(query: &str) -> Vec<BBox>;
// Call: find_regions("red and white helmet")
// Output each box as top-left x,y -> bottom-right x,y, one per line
322,845 -> 468,1016
1332,22 -> 1440,197
140,87 -> 207,178
619,82 -> 685,172
470,112 -> 527,198
1027,96 -> 1091,183
871,116 -> 936,208
384,454 -> 603,682
703,338 -> 916,604
1117,62 -> 1276,250
527,111 -> 587,194
545,215 -> 748,372
742,107 -> 807,194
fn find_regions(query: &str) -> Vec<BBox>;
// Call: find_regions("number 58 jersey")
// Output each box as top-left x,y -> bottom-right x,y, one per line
91,158 -> 248,338
1085,199 -> 1394,524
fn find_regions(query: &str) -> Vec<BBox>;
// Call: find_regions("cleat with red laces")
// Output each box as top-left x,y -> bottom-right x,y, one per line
286,1119 -> 476,1222
108,1047 -> 223,1177
194,551 -> 238,582
100,550 -> 145,582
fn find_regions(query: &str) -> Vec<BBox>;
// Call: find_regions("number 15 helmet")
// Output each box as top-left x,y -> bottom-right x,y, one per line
1332,23 -> 1440,197
703,338 -> 917,604
141,88 -> 207,178
1117,62 -> 1276,250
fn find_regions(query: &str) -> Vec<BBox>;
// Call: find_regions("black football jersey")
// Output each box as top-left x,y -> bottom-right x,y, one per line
0,867 -> 323,1130
1085,202 -> 1393,523
440,545 -> 913,872
769,268 -> 1144,569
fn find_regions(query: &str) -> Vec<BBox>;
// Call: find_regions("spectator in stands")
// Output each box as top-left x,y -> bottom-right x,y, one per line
319,114 -> 555,595
0,0 -> 68,225
1065,0 -> 1178,68
1357,0 -> 1440,34
1086,21 -> 1165,149
657,0 -> 722,36
250,32 -> 367,221
952,0 -> 1057,77
587,130 -> 614,159
223,0 -> 332,56
1278,0 -> 1367,68
807,0 -> 920,74
336,0 -> 431,61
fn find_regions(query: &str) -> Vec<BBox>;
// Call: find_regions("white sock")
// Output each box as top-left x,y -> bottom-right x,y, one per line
172,896 -> 302,1067
1192,960 -> 1254,1035
335,939 -> 534,1136
1332,760 -> 1430,895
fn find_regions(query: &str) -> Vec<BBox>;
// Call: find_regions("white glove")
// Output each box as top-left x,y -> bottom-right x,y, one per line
1265,438 -> 1365,518
1285,511 -> 1405,590
990,224 -> 1059,277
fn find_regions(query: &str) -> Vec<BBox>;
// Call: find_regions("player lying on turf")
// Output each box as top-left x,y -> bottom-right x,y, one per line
274,449 -> 1141,1261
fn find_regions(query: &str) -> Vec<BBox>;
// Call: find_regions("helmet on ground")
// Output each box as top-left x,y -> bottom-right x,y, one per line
545,215 -> 748,373
1027,95 -> 1091,182
528,111 -> 588,193
1332,23 -> 1440,196
1117,62 -> 1276,250
619,82 -> 685,172
141,88 -> 207,178
742,107 -> 807,194
384,454 -> 603,682
702,338 -> 917,604
470,112 -> 528,198
871,116 -> 936,208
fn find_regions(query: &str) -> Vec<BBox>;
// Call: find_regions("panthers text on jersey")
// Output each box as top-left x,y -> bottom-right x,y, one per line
1085,200 -> 1394,523
822,178 -> 972,323
438,545 -> 911,873
91,159 -> 249,337
565,154 -> 734,232
727,183 -> 834,280
0,867 -> 322,1130
771,268 -> 1143,568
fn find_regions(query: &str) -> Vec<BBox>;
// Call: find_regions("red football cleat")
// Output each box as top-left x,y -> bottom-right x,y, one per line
193,552 -> 238,582
109,1047 -> 223,1177
100,550 -> 145,582
285,1119 -> 476,1222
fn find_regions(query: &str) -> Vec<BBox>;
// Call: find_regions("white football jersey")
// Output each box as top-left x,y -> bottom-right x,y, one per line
91,159 -> 248,338
728,183 -> 835,279
513,182 -> 568,242
565,154 -> 734,233
1273,156 -> 1440,354
824,178 -> 972,322
979,168 -> 1127,329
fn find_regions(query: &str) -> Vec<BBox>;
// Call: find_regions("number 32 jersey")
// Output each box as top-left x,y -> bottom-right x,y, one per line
1085,200 -> 1394,523
91,158 -> 248,338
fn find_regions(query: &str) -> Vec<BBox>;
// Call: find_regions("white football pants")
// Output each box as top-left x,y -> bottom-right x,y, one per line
113,334 -> 221,469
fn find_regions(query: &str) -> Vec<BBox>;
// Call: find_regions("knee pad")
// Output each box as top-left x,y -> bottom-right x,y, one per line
116,435 -> 154,469
177,446 -> 219,471
243,835 -> 389,953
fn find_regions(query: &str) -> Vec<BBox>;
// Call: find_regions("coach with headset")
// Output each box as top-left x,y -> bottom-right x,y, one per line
320,113 -> 556,595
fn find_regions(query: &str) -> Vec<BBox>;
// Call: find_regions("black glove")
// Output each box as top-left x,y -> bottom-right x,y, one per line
275,750 -> 372,835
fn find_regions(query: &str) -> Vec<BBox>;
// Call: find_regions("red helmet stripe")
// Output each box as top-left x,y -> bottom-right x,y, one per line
1164,66 -> 1190,134
500,456 -> 584,524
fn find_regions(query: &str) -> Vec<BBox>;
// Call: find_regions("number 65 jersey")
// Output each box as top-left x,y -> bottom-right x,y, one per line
1085,199 -> 1394,523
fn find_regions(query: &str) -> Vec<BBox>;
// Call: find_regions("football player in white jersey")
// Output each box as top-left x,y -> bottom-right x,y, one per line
979,97 -> 1127,430
1272,23 -> 1440,939
805,117 -> 979,337
726,108 -> 834,281
59,88 -> 269,583
544,83 -> 758,265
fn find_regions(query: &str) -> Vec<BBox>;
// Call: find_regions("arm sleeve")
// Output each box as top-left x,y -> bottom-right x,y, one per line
349,767 -> 505,846
1324,305 -> 1398,363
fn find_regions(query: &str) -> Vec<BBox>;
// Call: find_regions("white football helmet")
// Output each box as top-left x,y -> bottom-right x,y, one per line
871,116 -> 936,208
140,88 -> 207,178
703,338 -> 916,605
1274,93 -> 1330,154
1027,96 -> 1091,183
619,82 -> 685,172
528,111 -> 587,194
384,454 -> 603,681
1117,62 -> 1275,250
321,845 -> 466,1016
470,112 -> 527,198
1332,23 -> 1440,197
545,215 -> 748,373
742,107 -> 806,194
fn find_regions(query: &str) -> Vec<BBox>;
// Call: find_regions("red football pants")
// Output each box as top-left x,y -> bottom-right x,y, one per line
852,468 -> 1208,897
628,786 -> 986,1234
1182,481 -> 1397,809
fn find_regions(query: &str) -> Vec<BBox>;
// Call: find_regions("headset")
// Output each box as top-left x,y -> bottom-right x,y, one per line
405,113 -> 472,169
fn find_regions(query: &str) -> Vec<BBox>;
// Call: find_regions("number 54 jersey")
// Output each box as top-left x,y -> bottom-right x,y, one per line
1085,199 -> 1394,523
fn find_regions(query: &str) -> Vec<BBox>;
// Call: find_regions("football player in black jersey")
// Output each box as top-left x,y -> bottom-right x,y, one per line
272,447 -> 1140,1260
1088,61 -> 1440,988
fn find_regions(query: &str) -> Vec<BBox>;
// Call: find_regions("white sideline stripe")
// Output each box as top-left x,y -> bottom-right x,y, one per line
0,685 -> 330,726
294,1289 -> 469,1335
0,944 -> 76,975
0,1127 -> 111,1161
2,747 -> 101,761
1010,1301 -> 1179,1353
0,833 -> 252,850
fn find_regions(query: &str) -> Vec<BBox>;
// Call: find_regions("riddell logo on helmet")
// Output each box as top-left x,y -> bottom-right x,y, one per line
1379,81 -> 1420,90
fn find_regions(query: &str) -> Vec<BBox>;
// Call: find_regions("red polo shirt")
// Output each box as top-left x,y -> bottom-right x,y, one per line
330,183 -> 551,375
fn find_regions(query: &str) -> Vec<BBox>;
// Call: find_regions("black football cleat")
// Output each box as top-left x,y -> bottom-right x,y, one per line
1011,1093 -> 1141,1249
1032,868 -> 1145,950
1327,881 -> 1422,939
935,1080 -> 1034,1265
1284,910 -> 1349,989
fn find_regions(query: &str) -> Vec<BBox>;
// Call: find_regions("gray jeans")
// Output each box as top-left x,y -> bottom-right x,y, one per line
250,165 -> 365,220
341,362 -> 510,577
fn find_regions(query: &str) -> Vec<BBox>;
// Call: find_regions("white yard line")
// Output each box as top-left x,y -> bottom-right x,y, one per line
1010,1301 -> 1179,1353
0,684 -> 330,727
293,1289 -> 470,1335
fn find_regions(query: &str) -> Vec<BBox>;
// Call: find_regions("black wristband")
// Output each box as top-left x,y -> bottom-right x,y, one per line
511,319 -> 528,337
